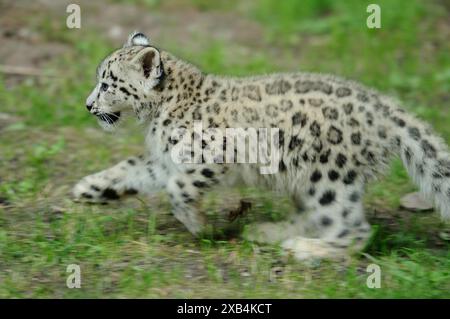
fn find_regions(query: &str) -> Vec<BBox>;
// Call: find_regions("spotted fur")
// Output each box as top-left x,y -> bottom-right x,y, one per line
74,32 -> 450,261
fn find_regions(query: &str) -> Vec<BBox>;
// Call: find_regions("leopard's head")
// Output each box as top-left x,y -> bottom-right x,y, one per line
85,32 -> 164,130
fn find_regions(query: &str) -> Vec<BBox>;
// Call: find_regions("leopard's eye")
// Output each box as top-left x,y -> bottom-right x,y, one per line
100,83 -> 109,92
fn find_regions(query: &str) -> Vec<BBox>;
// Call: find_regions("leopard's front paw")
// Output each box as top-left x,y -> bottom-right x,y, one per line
72,175 -> 120,204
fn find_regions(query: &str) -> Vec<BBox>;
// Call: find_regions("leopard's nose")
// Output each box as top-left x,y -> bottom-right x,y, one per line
86,102 -> 93,111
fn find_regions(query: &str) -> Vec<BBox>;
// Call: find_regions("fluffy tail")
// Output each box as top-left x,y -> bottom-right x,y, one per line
387,106 -> 450,219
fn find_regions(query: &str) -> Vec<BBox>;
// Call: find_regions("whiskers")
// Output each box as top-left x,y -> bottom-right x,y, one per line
101,112 -> 121,124
97,112 -> 121,131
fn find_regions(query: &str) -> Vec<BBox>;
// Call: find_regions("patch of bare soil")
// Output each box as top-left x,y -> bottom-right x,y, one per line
0,1 -> 69,87
0,0 -> 264,88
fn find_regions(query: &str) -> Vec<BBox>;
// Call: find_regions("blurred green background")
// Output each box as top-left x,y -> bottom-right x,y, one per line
0,0 -> 449,298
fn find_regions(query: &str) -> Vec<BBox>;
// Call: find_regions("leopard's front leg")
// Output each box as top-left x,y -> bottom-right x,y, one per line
73,155 -> 164,203
166,165 -> 224,236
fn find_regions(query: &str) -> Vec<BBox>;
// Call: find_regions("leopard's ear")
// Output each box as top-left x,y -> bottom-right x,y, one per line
130,46 -> 162,80
123,31 -> 150,48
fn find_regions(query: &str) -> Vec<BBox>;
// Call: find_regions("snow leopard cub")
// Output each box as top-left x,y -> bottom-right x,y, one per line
73,32 -> 450,261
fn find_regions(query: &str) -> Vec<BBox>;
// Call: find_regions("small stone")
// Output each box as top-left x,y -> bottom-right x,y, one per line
400,192 -> 433,211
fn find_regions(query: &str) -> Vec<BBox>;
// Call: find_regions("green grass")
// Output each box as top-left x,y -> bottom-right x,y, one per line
0,0 -> 449,298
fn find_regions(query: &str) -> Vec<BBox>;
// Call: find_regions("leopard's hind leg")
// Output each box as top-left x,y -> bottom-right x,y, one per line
246,170 -> 372,261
